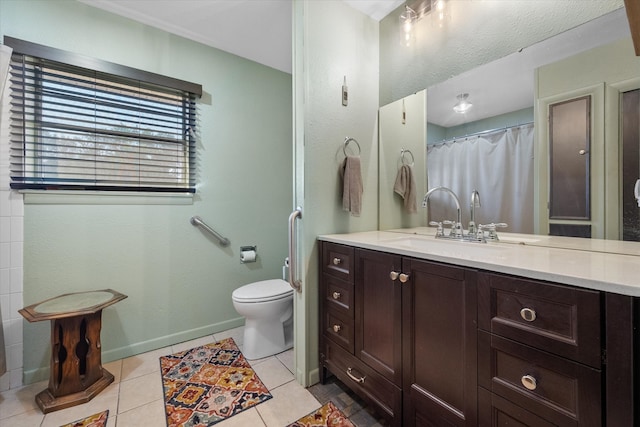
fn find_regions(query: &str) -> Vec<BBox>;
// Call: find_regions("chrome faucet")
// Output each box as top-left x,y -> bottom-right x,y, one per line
469,190 -> 481,234
422,186 -> 463,238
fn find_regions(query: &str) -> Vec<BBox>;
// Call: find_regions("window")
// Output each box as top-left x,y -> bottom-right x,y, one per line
5,37 -> 202,193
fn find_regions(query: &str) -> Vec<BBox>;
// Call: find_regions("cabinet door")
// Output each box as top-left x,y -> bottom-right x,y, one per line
355,249 -> 403,387
402,258 -> 478,426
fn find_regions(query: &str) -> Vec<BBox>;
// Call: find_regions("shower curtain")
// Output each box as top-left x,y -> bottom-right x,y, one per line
426,123 -> 534,234
0,44 -> 13,377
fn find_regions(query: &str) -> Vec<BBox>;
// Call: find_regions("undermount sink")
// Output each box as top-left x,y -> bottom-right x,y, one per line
495,235 -> 543,244
379,235 -> 507,257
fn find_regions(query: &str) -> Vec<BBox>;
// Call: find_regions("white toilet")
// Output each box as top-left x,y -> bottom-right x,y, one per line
232,279 -> 294,360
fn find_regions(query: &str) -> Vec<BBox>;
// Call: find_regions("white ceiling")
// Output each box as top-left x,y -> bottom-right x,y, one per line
78,1 -> 630,128
79,0 -> 404,74
428,7 -> 630,128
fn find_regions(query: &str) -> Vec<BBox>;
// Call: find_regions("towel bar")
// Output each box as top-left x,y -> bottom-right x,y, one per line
190,216 -> 230,246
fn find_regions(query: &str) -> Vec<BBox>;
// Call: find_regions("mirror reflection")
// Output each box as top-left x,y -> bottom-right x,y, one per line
380,8 -> 640,245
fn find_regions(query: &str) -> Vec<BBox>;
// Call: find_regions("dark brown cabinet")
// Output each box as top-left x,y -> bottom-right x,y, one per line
477,272 -> 603,426
320,242 -> 477,426
402,258 -> 478,426
320,243 -> 403,426
318,240 -> 638,426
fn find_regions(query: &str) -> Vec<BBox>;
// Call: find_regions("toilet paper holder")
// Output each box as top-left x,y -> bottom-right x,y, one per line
240,245 -> 257,263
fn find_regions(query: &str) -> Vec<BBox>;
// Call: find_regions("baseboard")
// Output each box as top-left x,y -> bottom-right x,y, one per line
308,366 -> 320,386
22,317 -> 245,386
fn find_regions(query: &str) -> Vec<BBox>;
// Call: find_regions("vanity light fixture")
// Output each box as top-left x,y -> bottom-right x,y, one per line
400,0 -> 430,46
453,93 -> 472,113
400,5 -> 417,46
431,0 -> 449,28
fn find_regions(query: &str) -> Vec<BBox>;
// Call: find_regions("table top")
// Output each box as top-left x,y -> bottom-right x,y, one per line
19,289 -> 127,322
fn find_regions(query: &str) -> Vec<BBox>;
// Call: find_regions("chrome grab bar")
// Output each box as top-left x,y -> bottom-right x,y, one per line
288,207 -> 303,292
190,216 -> 230,247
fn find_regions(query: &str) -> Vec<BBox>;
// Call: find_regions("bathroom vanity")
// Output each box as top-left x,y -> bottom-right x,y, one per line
318,229 -> 639,426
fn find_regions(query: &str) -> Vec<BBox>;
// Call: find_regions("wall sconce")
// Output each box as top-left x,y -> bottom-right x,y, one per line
453,93 -> 472,113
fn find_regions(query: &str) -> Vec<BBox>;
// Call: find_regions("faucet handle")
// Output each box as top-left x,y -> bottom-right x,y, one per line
429,221 -> 444,237
478,223 -> 508,241
443,220 -> 463,238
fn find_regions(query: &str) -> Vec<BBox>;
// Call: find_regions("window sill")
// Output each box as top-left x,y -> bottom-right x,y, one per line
21,190 -> 194,205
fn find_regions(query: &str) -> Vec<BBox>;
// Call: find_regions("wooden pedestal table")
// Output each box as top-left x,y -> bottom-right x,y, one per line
19,289 -> 127,413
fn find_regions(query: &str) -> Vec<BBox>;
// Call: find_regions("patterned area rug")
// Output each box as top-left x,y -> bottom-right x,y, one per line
60,410 -> 109,427
160,337 -> 272,426
288,401 -> 355,427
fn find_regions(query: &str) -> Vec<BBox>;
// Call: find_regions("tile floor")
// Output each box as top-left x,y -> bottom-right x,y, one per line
0,326 -> 387,427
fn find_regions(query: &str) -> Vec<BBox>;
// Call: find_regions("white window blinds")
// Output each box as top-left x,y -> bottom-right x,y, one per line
5,37 -> 201,193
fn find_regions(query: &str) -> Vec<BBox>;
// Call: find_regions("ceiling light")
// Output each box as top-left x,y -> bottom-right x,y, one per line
453,93 -> 472,113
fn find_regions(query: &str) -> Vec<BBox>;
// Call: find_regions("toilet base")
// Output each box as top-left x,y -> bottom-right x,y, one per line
242,316 -> 293,360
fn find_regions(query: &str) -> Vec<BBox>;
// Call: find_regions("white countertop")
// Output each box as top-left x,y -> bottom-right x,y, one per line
318,228 -> 640,297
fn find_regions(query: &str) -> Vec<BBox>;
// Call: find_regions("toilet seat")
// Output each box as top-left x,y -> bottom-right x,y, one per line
232,279 -> 293,303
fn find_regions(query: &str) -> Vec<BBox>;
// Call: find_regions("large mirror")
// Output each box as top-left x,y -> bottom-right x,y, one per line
379,6 -> 640,249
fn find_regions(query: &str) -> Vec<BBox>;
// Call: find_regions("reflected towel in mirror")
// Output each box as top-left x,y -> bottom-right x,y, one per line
394,164 -> 417,213
340,155 -> 363,216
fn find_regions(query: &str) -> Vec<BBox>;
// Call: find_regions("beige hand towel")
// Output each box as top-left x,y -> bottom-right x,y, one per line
340,155 -> 363,216
393,164 -> 417,213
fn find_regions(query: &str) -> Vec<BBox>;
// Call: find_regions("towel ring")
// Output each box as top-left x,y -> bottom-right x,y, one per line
401,148 -> 415,166
343,137 -> 361,156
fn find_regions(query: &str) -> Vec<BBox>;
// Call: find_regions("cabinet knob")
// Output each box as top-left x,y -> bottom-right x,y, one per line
346,367 -> 366,384
332,291 -> 341,300
332,324 -> 342,333
332,257 -> 342,265
389,271 -> 399,280
399,273 -> 410,283
520,307 -> 537,322
521,375 -> 537,391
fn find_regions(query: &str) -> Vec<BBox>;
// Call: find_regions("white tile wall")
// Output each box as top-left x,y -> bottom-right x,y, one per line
0,68 -> 24,391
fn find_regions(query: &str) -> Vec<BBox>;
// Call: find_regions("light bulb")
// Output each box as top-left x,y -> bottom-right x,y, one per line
404,20 -> 412,33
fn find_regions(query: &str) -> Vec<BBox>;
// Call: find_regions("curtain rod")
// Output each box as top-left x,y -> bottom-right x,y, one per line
429,121 -> 534,148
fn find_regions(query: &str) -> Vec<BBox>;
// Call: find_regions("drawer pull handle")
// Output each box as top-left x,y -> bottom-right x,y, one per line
399,273 -> 410,283
346,367 -> 366,384
332,257 -> 342,265
520,307 -> 537,322
332,324 -> 342,333
521,375 -> 537,391
332,291 -> 342,300
389,271 -> 399,280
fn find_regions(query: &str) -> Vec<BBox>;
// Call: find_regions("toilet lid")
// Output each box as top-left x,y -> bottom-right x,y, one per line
232,279 -> 293,303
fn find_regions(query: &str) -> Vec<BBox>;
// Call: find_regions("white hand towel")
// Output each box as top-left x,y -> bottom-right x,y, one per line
394,164 -> 417,213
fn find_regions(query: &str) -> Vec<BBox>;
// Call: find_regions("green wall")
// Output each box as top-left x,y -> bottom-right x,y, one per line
1,0 -> 292,383
294,0 -> 380,386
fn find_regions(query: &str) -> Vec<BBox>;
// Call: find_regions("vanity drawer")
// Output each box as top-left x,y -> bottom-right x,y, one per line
323,274 -> 353,314
322,242 -> 354,282
323,340 -> 402,427
478,387 -> 556,427
478,332 -> 601,427
478,272 -> 601,367
323,306 -> 354,353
